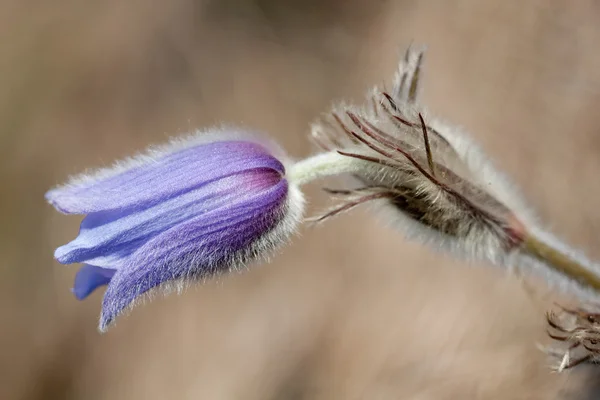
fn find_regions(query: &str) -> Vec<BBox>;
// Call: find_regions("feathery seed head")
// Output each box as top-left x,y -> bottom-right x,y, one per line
311,47 -> 529,265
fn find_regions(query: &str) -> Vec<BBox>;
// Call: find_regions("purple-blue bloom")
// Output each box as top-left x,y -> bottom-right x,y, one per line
47,130 -> 304,331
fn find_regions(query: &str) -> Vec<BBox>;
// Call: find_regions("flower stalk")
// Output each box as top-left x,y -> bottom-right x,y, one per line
523,234 -> 600,294
287,151 -> 366,186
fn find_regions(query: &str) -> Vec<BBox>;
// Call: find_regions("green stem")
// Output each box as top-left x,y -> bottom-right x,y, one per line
287,151 -> 367,186
523,234 -> 600,293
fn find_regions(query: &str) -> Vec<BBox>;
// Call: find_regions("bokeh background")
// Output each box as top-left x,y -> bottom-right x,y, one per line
3,0 -> 600,398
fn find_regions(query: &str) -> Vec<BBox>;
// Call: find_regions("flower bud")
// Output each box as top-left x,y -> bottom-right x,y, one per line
46,128 -> 304,331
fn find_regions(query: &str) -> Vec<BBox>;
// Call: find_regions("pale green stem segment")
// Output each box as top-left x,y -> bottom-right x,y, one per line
287,151 -> 368,186
523,234 -> 600,293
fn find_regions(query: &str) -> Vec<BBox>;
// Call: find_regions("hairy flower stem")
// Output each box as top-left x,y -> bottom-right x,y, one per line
287,152 -> 368,186
522,234 -> 600,293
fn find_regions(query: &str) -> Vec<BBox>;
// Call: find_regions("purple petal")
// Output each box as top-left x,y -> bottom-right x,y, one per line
54,169 -> 282,268
72,265 -> 117,300
46,135 -> 300,331
99,179 -> 288,331
46,141 -> 284,214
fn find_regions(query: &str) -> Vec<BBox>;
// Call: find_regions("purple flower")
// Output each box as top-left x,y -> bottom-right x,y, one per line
47,129 -> 304,331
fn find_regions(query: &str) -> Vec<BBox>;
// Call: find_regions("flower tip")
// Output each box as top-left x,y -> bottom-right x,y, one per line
45,187 -> 78,215
45,189 -> 62,210
54,244 -> 75,265
97,276 -> 144,333
44,189 -> 54,202
70,287 -> 86,301
72,264 -> 116,300
98,312 -> 112,333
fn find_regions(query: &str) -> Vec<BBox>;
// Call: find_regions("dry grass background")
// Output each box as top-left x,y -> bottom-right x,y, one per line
2,0 -> 600,399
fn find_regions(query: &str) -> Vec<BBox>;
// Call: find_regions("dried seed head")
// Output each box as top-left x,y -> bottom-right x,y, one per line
545,304 -> 600,371
311,47 -> 530,265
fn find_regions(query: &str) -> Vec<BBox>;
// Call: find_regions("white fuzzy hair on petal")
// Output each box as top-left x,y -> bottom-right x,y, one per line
56,124 -> 291,191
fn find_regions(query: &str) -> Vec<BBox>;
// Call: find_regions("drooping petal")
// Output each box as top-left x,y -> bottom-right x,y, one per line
46,140 -> 284,214
99,179 -> 289,331
72,264 -> 117,300
54,168 -> 283,268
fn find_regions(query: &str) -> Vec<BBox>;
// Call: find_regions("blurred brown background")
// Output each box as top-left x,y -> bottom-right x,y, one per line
3,0 -> 600,399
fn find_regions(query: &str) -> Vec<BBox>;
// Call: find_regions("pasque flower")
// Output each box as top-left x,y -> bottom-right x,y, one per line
47,129 -> 304,331
48,45 -> 600,352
